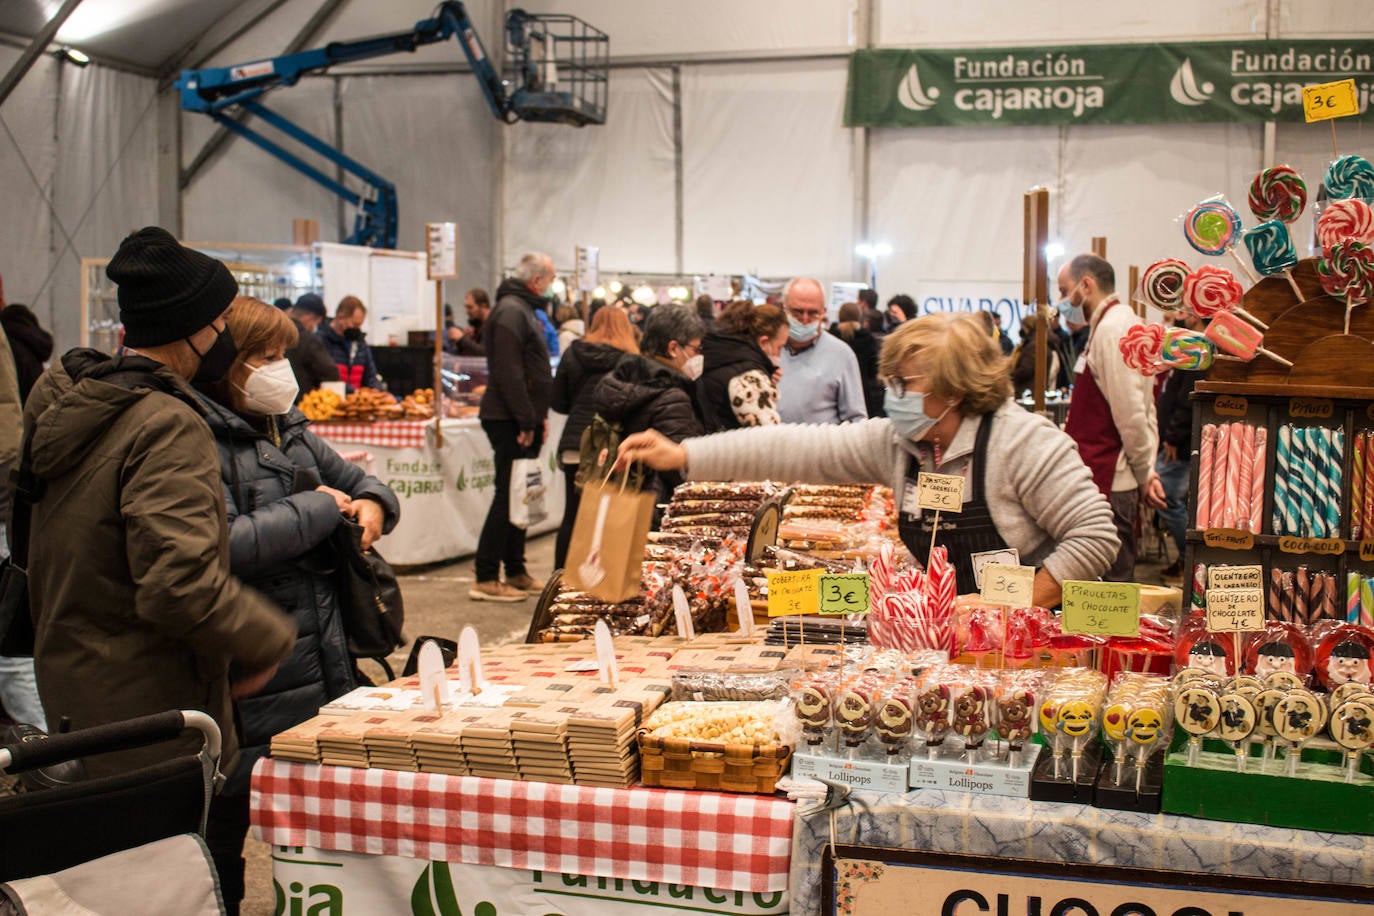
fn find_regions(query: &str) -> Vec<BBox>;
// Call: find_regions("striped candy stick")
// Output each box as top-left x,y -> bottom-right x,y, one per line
1249,427 -> 1267,533
1363,577 -> 1374,629
1269,566 -> 1285,622
1296,426 -> 1321,537
1355,431 -> 1367,541
1197,424 -> 1216,528
1365,429 -> 1374,544
1221,423 -> 1241,529
1295,565 -> 1311,625
1349,571 -> 1362,625
1273,425 -> 1298,535
1329,427 -> 1346,539
1211,423 -> 1230,528
1235,424 -> 1255,532
1307,426 -> 1328,538
1191,563 -> 1208,610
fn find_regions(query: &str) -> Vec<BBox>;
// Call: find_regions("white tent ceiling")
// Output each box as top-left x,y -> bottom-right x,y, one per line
3,0 -> 1374,351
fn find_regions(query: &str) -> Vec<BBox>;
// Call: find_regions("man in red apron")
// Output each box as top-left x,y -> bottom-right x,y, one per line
1060,254 -> 1166,581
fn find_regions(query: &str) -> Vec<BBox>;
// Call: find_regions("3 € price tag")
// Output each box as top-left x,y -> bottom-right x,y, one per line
767,569 -> 820,617
1061,580 -> 1141,638
916,472 -> 964,513
818,574 -> 870,616
1303,78 -> 1359,122
980,564 -> 1035,608
1206,588 -> 1265,632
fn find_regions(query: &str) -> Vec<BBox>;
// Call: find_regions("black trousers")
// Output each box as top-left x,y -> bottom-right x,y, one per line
554,462 -> 580,571
475,419 -> 542,582
205,789 -> 251,915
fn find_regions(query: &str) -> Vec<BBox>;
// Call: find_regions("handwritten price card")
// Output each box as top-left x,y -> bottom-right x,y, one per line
767,569 -> 820,618
916,472 -> 965,513
818,574 -> 871,616
1061,580 -> 1141,638
980,564 -> 1036,608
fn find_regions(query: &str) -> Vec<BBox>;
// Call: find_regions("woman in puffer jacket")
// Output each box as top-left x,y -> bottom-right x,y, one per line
195,298 -> 400,916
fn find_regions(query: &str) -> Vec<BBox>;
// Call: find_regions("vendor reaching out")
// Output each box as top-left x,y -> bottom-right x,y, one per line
616,312 -> 1119,608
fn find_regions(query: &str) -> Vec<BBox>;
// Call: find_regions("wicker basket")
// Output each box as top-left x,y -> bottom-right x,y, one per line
637,733 -> 792,794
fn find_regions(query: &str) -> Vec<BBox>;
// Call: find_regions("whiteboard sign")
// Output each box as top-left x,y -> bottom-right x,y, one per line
426,223 -> 458,280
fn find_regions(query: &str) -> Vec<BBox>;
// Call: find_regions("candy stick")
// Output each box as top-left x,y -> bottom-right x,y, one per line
1295,565 -> 1310,625
1192,563 -> 1208,611
1365,430 -> 1374,543
1273,426 -> 1296,535
1250,427 -> 1267,533
1197,425 -> 1216,528
1355,431 -> 1367,541
1270,567 -> 1286,622
1298,427 -> 1320,537
1363,578 -> 1374,629
1322,572 -> 1338,623
1211,424 -> 1229,528
1330,427 -> 1346,538
1281,571 -> 1296,625
1221,425 -> 1240,529
1235,424 -> 1254,531
1349,571 -> 1362,625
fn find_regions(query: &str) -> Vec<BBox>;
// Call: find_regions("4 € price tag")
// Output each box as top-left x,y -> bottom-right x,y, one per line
916,472 -> 964,513
818,574 -> 870,616
1303,78 -> 1359,122
980,564 -> 1035,608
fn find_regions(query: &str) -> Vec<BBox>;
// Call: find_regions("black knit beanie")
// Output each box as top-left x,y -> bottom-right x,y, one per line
106,227 -> 238,348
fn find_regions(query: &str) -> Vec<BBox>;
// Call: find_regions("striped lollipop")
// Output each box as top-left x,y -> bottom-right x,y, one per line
1317,240 -> 1374,333
1248,165 -> 1308,223
1325,154 -> 1374,200
1243,220 -> 1304,300
1140,258 -> 1190,312
1183,265 -> 1267,329
1184,199 -> 1242,255
1159,327 -> 1214,370
1316,199 -> 1374,249
1119,323 -> 1167,376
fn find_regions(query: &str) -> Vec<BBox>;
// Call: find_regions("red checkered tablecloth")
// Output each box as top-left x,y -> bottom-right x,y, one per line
251,759 -> 794,892
313,420 -> 432,449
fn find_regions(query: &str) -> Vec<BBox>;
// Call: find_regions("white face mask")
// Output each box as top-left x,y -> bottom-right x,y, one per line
683,354 -> 705,380
235,358 -> 299,415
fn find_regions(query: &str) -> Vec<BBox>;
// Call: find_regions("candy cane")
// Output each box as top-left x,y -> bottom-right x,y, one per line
1249,427 -> 1267,533
1197,425 -> 1216,529
1210,424 -> 1229,529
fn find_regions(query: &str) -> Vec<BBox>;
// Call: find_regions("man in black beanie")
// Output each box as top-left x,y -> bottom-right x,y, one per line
286,292 -> 340,401
19,226 -> 295,782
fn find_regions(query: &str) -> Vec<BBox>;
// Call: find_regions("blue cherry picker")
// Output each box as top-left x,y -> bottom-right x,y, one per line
176,3 -> 607,248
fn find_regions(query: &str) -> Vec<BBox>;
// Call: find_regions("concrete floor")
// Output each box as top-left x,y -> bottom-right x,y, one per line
238,529 -> 1179,915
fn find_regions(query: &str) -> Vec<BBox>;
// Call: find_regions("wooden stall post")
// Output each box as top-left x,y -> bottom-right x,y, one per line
426,223 -> 459,448
1023,188 -> 1050,413
1128,265 -> 1143,318
1091,236 -> 1107,259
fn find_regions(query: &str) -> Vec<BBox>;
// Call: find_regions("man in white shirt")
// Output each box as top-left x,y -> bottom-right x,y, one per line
1060,254 -> 1166,581
776,277 -> 866,425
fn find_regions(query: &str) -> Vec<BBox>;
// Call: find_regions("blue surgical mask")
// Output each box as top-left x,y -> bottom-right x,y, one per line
787,314 -> 820,342
884,389 -> 950,441
1056,298 -> 1085,326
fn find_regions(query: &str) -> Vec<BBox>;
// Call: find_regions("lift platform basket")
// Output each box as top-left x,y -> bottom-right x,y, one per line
505,11 -> 608,126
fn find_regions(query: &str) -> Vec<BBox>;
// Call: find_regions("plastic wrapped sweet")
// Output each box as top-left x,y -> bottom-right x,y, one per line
1173,682 -> 1221,766
1317,199 -> 1374,249
1205,312 -> 1292,367
1243,220 -> 1298,276
833,676 -> 881,749
641,699 -> 796,747
1216,686 -> 1258,771
1248,165 -> 1307,223
1159,328 -> 1215,371
1317,239 -> 1374,302
1101,672 -> 1171,789
1141,258 -> 1190,312
1243,622 -> 1313,681
1330,696 -> 1374,782
1119,323 -> 1167,375
951,684 -> 991,761
1037,667 -> 1109,781
873,678 -> 916,755
1184,199 -> 1243,256
1314,624 -> 1374,691
914,683 -> 951,756
1325,154 -> 1374,200
1272,688 -> 1328,776
792,671 -> 836,747
673,669 -> 794,703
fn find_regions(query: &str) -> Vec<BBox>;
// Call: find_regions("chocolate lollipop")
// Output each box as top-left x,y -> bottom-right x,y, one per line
874,682 -> 916,756
1174,684 -> 1221,766
915,684 -> 951,758
834,681 -> 876,751
1254,686 -> 1286,770
995,689 -> 1035,768
1264,670 -> 1306,692
794,675 -> 833,747
1330,698 -> 1374,783
1328,681 -> 1374,712
952,685 -> 991,763
1055,699 -> 1100,783
1125,707 -> 1168,793
1217,689 -> 1258,772
1244,623 -> 1313,682
1273,688 -> 1328,777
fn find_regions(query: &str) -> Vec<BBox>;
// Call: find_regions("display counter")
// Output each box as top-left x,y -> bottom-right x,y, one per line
313,415 -> 566,565
252,759 -> 794,914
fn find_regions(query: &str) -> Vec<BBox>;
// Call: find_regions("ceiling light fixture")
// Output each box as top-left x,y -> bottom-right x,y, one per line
57,46 -> 90,67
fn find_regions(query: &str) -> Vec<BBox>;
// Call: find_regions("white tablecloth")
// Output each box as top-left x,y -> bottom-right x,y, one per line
316,416 -> 566,565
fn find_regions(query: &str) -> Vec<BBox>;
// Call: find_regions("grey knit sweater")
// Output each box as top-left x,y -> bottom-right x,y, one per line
683,399 -> 1119,584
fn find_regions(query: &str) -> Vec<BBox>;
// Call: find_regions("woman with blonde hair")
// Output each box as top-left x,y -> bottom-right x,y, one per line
193,297 -> 400,915
617,312 -> 1117,606
550,305 -> 640,568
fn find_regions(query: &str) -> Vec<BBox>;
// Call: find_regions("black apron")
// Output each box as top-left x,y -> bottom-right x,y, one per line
898,414 -> 1010,595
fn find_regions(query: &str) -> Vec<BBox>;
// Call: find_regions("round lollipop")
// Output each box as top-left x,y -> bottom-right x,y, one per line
1141,258 -> 1190,312
1316,199 -> 1374,249
1317,240 -> 1374,334
1183,265 -> 1266,329
1243,622 -> 1313,681
1325,154 -> 1374,200
1119,323 -> 1167,376
1174,684 -> 1221,766
1243,220 -> 1304,300
1330,698 -> 1374,783
1316,626 -> 1374,691
1184,198 -> 1257,282
1273,688 -> 1328,776
1159,327 -> 1215,371
1254,685 -> 1286,768
1248,165 -> 1308,223
1217,689 -> 1257,771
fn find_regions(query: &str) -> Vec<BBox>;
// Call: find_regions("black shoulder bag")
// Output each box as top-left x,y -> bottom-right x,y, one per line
329,516 -> 405,661
0,432 -> 40,657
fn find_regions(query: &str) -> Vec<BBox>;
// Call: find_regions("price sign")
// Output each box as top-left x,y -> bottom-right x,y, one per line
818,574 -> 871,616
1061,580 -> 1141,637
916,472 -> 965,513
1208,565 -> 1263,591
767,569 -> 821,617
575,245 -> 600,293
1206,588 -> 1265,632
970,548 -> 1020,588
425,222 -> 458,280
980,564 -> 1035,608
1303,78 -> 1359,123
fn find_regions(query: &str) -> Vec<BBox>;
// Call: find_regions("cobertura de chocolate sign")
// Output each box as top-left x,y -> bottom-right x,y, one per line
845,41 -> 1374,127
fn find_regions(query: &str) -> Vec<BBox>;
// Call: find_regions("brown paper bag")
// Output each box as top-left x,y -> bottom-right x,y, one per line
563,471 -> 655,603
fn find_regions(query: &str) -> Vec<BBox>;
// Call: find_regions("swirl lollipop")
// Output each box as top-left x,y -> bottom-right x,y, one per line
1316,199 -> 1374,249
1248,165 -> 1308,223
1317,239 -> 1374,334
1141,258 -> 1190,313
1243,221 -> 1304,300
1325,154 -> 1374,200
1183,265 -> 1267,330
1119,323 -> 1167,376
1184,198 -> 1257,283
1159,327 -> 1214,370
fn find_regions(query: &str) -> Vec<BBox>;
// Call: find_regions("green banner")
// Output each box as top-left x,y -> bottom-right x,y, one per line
845,41 -> 1374,127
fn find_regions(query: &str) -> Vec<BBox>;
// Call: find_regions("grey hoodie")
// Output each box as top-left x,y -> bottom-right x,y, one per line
683,399 -> 1119,585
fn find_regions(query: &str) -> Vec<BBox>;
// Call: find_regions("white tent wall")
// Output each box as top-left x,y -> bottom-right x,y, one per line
504,66 -> 676,275
0,48 -> 58,326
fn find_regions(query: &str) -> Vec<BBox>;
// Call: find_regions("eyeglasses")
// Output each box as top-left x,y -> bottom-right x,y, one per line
883,374 -> 926,397
786,307 -> 826,323
680,341 -> 702,357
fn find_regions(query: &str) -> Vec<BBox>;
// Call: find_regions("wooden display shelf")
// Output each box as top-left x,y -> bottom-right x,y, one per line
1195,381 -> 1374,401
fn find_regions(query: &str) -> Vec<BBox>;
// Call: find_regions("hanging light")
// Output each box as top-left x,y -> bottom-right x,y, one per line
57,46 -> 90,67
593,286 -> 606,299
631,285 -> 656,306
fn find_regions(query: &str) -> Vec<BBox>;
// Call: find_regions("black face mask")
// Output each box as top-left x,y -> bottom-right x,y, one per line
188,325 -> 238,384
343,327 -> 363,342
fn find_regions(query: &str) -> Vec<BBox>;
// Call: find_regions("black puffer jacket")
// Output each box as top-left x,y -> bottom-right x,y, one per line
551,340 -> 627,456
195,394 -> 401,795
0,305 -> 53,404
593,354 -> 704,502
696,331 -> 776,433
479,279 -> 552,431
1157,366 -> 1201,453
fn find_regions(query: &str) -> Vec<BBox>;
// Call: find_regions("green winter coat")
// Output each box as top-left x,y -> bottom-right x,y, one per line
24,350 -> 296,778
